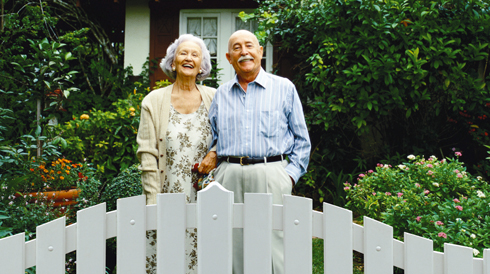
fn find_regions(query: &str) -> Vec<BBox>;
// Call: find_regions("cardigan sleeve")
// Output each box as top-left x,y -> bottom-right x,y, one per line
136,98 -> 160,205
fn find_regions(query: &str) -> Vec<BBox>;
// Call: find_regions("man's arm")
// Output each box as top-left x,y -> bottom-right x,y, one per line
284,85 -> 311,185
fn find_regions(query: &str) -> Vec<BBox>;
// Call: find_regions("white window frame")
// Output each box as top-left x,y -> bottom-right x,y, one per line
180,9 -> 273,84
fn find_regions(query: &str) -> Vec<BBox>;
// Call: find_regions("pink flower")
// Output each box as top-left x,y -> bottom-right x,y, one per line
452,147 -> 456,151
359,173 -> 365,178
457,174 -> 463,178
436,221 -> 444,226
372,192 -> 376,196
368,170 -> 374,173
455,205 -> 463,211
424,189 -> 430,194
397,192 -> 403,197
344,186 -> 350,190
427,170 -> 434,175
377,163 -> 383,167
385,192 -> 392,196
415,183 -> 421,188
416,216 -> 422,222
455,151 -> 462,157
453,169 -> 460,173
453,198 -> 460,203
438,232 -> 447,238
344,182 -> 351,186
426,164 -> 433,168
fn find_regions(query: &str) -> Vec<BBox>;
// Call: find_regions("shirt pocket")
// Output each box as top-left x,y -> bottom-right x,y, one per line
260,110 -> 281,137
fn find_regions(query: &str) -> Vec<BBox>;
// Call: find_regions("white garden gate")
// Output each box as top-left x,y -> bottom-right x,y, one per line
0,182 -> 489,274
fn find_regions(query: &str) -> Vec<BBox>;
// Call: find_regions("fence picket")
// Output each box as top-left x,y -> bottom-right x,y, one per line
157,193 -> 186,274
0,232 -> 25,273
444,243 -> 473,274
243,193 -> 273,274
283,194 -> 312,274
117,195 -> 146,274
404,232 -> 433,274
484,249 -> 490,274
364,217 -> 393,274
36,216 -> 66,274
197,182 -> 233,274
323,202 -> 352,274
77,203 -> 106,274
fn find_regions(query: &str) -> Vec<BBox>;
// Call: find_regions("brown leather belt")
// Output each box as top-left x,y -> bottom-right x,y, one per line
221,155 -> 286,166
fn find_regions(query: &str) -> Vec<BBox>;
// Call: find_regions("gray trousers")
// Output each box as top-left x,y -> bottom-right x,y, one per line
214,159 -> 292,274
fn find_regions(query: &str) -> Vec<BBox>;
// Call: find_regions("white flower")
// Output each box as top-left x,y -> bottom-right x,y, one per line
470,234 -> 476,239
477,176 -> 483,180
430,155 -> 437,160
383,164 -> 390,168
432,182 -> 439,187
407,154 -> 416,160
456,218 -> 462,222
460,228 -> 465,232
398,164 -> 406,170
477,190 -> 486,198
473,248 -> 480,256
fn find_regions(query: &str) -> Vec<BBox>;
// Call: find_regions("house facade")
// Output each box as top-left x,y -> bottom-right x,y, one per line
123,0 -> 275,85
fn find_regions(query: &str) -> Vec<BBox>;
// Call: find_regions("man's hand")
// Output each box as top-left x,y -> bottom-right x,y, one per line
198,151 -> 218,174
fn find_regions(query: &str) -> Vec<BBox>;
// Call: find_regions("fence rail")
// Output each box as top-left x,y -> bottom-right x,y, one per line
0,182 -> 489,274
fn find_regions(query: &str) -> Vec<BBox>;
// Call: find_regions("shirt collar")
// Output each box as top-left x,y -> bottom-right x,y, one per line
232,67 -> 267,89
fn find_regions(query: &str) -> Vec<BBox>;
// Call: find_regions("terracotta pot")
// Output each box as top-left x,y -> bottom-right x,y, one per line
16,188 -> 81,207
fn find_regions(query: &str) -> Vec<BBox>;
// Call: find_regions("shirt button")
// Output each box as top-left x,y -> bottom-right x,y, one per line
161,170 -> 164,173
160,138 -> 163,141
160,154 -> 163,157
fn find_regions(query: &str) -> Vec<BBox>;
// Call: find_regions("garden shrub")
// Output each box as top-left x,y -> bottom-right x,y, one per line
100,164 -> 142,212
244,0 -> 490,203
56,91 -> 145,180
345,152 -> 490,257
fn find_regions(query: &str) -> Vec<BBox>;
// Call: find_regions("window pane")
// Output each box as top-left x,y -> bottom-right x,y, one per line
235,17 -> 250,31
187,18 -> 201,36
204,38 -> 217,56
203,18 -> 218,36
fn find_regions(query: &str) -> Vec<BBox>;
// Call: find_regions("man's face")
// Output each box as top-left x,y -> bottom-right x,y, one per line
226,31 -> 263,80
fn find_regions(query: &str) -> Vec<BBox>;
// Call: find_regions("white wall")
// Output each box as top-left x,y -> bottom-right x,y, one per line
124,0 -> 150,76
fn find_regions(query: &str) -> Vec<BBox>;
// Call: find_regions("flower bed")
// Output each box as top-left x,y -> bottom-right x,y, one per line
345,152 -> 490,257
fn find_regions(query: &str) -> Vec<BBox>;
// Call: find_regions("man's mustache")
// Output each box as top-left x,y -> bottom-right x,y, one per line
238,56 -> 254,62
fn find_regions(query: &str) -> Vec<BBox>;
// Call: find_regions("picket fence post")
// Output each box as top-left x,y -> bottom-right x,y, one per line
1,181 -> 490,274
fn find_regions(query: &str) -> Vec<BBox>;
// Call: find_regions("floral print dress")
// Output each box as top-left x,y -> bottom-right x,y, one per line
146,101 -> 212,274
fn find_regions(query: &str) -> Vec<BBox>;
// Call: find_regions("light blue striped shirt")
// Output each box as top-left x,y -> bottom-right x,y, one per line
209,68 -> 311,183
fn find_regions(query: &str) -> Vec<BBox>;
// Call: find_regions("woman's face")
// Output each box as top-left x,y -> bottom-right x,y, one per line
173,41 -> 202,80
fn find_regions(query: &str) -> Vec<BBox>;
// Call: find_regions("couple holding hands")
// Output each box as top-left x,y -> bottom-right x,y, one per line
136,29 -> 311,274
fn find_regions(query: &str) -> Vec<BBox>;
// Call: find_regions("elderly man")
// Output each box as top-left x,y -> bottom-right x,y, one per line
208,30 -> 311,274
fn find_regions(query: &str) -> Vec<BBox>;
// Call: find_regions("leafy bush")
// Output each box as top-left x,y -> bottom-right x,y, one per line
244,0 -> 490,201
56,91 -> 145,180
100,164 -> 142,212
345,152 -> 490,257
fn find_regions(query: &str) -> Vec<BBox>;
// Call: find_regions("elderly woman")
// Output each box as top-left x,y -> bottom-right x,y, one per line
136,34 -> 217,273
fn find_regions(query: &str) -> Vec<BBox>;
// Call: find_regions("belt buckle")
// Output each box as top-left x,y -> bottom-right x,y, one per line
239,156 -> 249,166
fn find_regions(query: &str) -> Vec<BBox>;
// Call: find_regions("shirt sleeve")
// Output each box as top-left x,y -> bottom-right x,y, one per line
284,84 -> 311,184
136,99 -> 160,205
209,90 -> 219,153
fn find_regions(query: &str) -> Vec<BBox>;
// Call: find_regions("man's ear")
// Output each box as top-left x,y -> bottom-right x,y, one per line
226,53 -> 231,64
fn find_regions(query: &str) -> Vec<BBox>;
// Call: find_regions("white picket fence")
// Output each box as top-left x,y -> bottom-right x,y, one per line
1,181 -> 490,274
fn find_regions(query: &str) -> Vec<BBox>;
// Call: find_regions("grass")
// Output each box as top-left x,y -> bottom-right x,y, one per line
312,238 -> 364,274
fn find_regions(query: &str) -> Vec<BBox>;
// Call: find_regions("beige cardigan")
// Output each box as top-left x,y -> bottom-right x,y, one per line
136,84 -> 216,205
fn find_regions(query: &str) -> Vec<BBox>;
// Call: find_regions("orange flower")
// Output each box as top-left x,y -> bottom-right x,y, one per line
43,169 -> 48,173
29,168 -> 34,172
57,171 -> 62,174
50,170 -> 54,174
67,166 -> 71,170
72,164 -> 77,168
65,170 -> 70,175
60,176 -> 64,180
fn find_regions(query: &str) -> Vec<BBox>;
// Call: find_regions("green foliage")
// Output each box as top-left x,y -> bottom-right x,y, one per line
56,92 -> 144,180
245,0 -> 490,200
345,153 -> 490,256
100,164 -> 142,212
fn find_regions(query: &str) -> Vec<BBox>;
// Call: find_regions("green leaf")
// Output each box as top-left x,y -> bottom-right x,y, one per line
35,125 -> 42,137
406,108 -> 412,118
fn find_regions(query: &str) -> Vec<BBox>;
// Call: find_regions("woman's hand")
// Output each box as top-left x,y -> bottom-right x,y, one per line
198,151 -> 217,174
